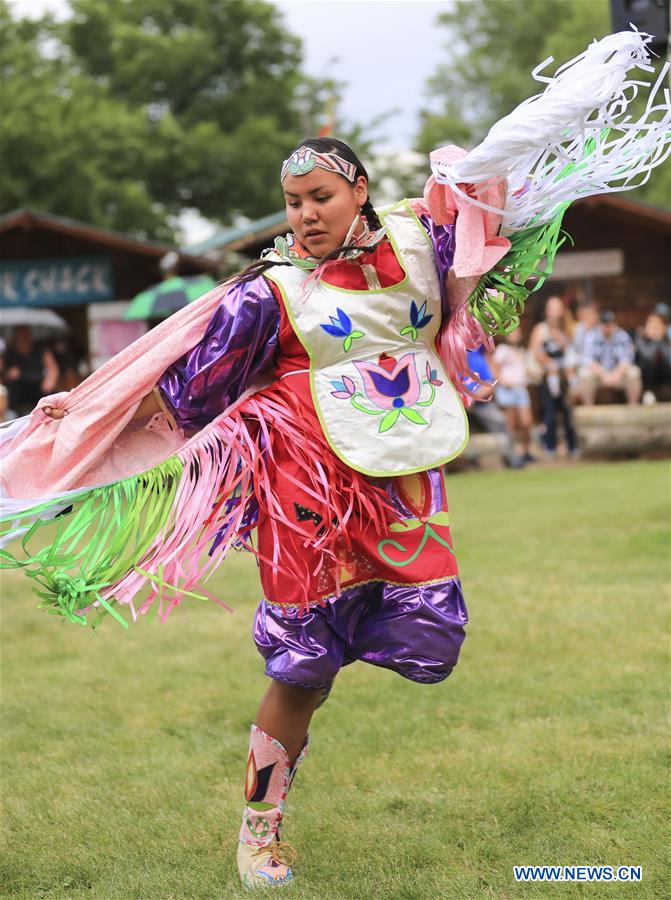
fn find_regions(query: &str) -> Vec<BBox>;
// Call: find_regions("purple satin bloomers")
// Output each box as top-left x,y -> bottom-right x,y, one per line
253,578 -> 468,689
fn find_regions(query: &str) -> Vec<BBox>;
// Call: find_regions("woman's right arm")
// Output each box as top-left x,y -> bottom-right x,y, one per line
43,275 -> 280,427
134,389 -> 161,420
43,386 -> 163,421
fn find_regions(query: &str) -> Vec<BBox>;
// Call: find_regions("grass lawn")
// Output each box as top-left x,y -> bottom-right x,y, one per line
1,460 -> 669,899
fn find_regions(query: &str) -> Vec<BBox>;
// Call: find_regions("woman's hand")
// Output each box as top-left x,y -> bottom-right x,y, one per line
133,388 -> 178,431
43,405 -> 67,419
41,388 -> 175,428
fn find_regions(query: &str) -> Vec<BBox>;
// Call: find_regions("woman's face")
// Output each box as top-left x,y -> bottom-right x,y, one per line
545,297 -> 565,325
283,168 -> 368,258
644,314 -> 666,341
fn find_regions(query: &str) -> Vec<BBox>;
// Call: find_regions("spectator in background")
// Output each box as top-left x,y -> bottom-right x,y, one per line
578,310 -> 642,405
529,296 -> 578,457
566,300 -> 600,401
635,311 -> 671,404
567,299 -> 600,370
3,325 -> 60,416
49,334 -> 85,391
0,384 -> 18,423
652,302 -> 671,340
466,344 -> 525,468
490,328 -> 534,462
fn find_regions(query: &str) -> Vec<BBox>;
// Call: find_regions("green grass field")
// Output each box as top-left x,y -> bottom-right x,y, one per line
1,460 -> 669,899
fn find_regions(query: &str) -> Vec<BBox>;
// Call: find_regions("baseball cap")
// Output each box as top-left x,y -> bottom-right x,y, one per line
652,302 -> 670,322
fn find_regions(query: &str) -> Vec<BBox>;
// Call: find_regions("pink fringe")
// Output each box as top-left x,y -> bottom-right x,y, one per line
97,384 -> 397,621
436,303 -> 494,407
300,258 -> 342,301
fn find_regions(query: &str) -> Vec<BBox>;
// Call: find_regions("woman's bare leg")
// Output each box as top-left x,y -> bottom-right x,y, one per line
238,680 -> 325,885
255,679 -> 325,763
502,407 -> 519,453
519,406 -> 533,454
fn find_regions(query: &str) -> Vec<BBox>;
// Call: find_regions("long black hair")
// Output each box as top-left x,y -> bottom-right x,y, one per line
231,137 -> 381,285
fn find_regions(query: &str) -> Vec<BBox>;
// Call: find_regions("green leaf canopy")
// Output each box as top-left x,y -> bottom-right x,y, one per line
0,0 -> 309,239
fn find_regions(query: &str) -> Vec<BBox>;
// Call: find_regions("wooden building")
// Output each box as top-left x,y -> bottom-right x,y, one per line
187,194 -> 670,332
0,209 -> 218,369
186,210 -> 288,271
530,195 -> 671,329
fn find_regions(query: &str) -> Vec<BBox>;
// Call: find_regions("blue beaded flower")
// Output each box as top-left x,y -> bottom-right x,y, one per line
320,307 -> 365,353
400,300 -> 434,342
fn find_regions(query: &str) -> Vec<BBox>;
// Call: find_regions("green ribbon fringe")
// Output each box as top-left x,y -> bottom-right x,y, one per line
467,205 -> 571,335
468,134 -> 608,335
0,454 -> 183,629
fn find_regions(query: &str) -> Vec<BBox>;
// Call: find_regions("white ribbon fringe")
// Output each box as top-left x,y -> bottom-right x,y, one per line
430,29 -> 671,235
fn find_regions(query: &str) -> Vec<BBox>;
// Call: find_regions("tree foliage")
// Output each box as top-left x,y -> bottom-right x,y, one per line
416,0 -> 670,209
0,0 -> 361,239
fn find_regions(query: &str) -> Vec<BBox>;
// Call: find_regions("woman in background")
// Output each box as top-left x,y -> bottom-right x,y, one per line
491,328 -> 534,462
529,297 -> 578,458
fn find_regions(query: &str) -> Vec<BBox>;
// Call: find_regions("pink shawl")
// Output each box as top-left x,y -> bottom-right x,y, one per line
0,281 -> 232,501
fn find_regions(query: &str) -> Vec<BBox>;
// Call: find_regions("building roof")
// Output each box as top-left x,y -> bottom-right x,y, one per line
185,210 -> 288,255
574,194 -> 671,229
0,208 -> 218,270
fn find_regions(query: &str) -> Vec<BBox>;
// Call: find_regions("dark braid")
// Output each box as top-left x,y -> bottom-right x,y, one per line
230,239 -> 378,287
308,241 -> 377,269
230,136 -> 381,286
361,197 -> 382,230
227,258 -> 293,286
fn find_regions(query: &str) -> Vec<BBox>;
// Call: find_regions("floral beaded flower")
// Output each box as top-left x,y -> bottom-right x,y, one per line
400,300 -> 433,342
330,375 -> 357,400
354,354 -> 422,415
320,307 -> 365,353
330,352 -> 439,434
425,361 -> 443,386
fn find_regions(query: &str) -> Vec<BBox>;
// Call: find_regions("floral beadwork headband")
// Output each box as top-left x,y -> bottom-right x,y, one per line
280,146 -> 357,183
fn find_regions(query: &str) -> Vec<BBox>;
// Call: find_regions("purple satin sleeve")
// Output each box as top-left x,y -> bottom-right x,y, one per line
157,275 -> 280,431
418,213 -> 456,320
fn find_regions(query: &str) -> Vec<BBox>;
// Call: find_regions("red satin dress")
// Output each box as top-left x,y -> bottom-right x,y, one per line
254,240 -> 460,608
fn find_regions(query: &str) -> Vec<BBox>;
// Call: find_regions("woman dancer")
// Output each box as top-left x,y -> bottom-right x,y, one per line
138,138 -> 476,885
2,30 -> 669,890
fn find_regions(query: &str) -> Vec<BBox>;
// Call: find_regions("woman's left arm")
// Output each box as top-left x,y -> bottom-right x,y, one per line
156,275 -> 281,432
409,198 -> 455,321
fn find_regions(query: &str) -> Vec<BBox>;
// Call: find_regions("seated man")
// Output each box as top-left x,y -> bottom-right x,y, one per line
652,302 -> 671,341
568,299 -> 600,369
578,310 -> 642,405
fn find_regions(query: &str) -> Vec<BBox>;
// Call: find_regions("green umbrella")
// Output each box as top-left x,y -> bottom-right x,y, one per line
124,275 -> 216,321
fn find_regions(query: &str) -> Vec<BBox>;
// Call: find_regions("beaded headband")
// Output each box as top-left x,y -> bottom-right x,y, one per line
280,146 -> 357,183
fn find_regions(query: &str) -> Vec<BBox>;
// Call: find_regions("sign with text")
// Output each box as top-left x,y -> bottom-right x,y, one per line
0,257 -> 115,307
